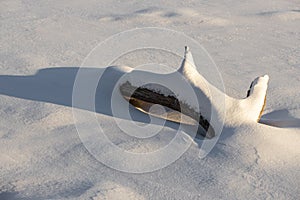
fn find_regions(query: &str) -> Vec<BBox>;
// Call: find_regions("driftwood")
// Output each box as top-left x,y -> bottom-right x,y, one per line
118,46 -> 269,139
120,81 -> 215,139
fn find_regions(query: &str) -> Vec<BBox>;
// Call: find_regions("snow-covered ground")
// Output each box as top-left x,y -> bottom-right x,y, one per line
1,0 -> 300,199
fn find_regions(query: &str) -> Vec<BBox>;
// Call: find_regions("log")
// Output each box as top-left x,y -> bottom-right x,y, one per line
117,46 -> 269,139
119,81 -> 215,139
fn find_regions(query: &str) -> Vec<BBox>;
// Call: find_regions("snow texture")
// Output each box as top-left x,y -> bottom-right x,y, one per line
1,0 -> 300,199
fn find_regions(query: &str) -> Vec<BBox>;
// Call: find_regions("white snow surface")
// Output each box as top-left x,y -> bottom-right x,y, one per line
1,0 -> 300,199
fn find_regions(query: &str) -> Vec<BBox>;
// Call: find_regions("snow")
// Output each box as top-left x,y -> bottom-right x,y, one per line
1,0 -> 300,199
120,47 -> 269,132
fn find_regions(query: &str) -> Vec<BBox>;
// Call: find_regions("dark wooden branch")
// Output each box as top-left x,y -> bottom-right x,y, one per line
119,81 -> 215,139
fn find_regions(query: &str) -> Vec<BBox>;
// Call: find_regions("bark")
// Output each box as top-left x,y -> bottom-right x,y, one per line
119,81 -> 215,138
